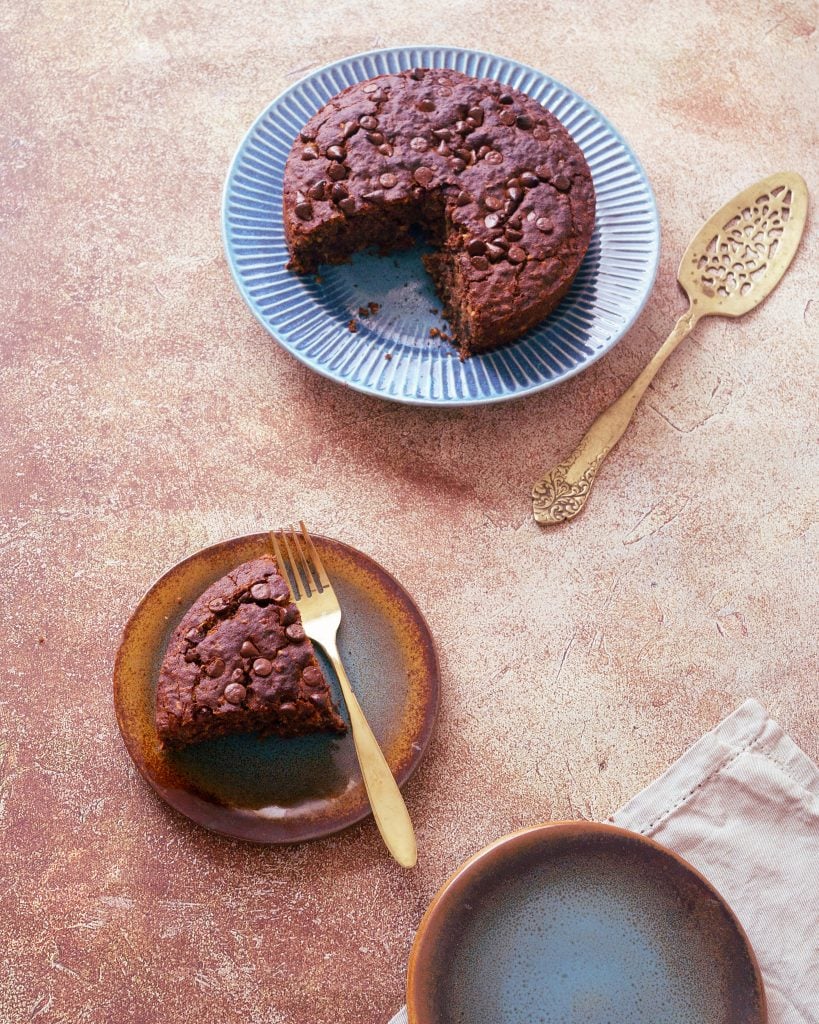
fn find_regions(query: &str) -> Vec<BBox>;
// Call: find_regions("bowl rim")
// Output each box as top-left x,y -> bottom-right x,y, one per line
406,819 -> 767,1023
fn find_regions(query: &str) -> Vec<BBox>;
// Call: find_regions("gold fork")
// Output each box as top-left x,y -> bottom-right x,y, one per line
270,523 -> 417,868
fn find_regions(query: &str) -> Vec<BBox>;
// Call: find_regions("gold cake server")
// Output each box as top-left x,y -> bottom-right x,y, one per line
532,171 -> 808,525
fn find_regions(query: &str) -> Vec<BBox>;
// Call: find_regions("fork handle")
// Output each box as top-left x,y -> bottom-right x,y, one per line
326,645 -> 418,868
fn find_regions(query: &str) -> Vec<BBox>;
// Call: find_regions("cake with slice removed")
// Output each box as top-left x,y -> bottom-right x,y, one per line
155,556 -> 347,748
283,67 -> 595,357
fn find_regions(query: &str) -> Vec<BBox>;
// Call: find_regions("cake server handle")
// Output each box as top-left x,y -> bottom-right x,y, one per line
531,309 -> 698,525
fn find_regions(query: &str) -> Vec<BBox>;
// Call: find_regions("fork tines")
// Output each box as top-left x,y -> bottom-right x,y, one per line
270,522 -> 329,599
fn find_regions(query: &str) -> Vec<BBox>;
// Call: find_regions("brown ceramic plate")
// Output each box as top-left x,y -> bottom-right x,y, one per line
407,822 -> 766,1024
114,532 -> 438,843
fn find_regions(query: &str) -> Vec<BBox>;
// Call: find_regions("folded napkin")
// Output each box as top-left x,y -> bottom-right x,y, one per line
390,700 -> 819,1024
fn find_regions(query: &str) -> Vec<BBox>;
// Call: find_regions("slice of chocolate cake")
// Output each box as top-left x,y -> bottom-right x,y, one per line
155,556 -> 346,749
283,67 -> 595,357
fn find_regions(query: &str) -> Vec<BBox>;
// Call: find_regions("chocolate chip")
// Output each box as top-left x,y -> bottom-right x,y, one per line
183,649 -> 197,663
308,692 -> 328,708
520,171 -> 540,188
507,214 -> 522,229
365,131 -> 384,145
252,658 -> 273,677
208,598 -> 227,613
456,190 -> 471,206
279,701 -> 297,715
224,682 -> 246,704
467,106 -> 484,125
455,148 -> 472,164
505,227 -> 523,241
231,668 -> 244,681
490,236 -> 509,251
498,93 -> 514,105
339,196 -> 356,215
536,217 -> 554,233
506,177 -> 521,190
485,150 -> 503,164
205,658 -> 225,678
436,140 -> 451,156
410,136 -> 429,152
362,82 -> 379,93
379,172 -> 397,188
535,164 -> 552,181
360,115 -> 378,130
507,245 -> 527,264
554,174 -> 571,192
295,202 -> 312,220
326,144 -> 346,161
363,189 -> 385,203
516,114 -> 534,129
327,163 -> 347,181
477,144 -> 491,159
302,666 -> 322,686
454,120 -> 469,133
484,213 -> 501,229
378,143 -> 393,156
341,122 -> 359,140
251,583 -> 270,601
449,157 -> 466,172
417,99 -> 435,111
282,604 -> 298,625
484,195 -> 504,211
507,186 -> 524,203
467,238 -> 487,256
286,623 -> 306,641
301,144 -> 319,161
308,180 -> 327,201
499,109 -> 516,126
409,68 -> 424,80
485,242 -> 505,262
300,128 -> 316,142
331,182 -> 348,201
533,125 -> 550,140
413,166 -> 434,187
240,640 -> 259,658
470,255 -> 490,270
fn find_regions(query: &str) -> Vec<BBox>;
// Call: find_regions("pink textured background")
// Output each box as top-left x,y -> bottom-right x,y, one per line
1,1 -> 817,1021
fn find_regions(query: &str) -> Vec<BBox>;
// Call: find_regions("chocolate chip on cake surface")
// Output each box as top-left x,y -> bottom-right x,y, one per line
413,165 -> 434,187
251,583 -> 270,601
252,658 -> 273,677
224,682 -> 246,704
379,172 -> 398,189
327,162 -> 347,181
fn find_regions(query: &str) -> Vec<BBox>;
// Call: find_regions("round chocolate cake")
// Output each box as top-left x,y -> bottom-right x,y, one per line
283,67 -> 595,358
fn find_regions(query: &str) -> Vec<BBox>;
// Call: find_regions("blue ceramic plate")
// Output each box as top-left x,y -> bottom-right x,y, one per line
222,46 -> 660,406
407,823 -> 766,1024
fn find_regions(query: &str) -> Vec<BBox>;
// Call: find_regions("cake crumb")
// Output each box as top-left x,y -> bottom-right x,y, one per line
357,306 -> 370,317
347,319 -> 358,333
385,353 -> 392,361
368,301 -> 381,314
429,327 -> 440,338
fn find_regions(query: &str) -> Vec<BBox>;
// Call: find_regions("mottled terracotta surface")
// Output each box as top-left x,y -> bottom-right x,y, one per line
1,1 -> 817,1022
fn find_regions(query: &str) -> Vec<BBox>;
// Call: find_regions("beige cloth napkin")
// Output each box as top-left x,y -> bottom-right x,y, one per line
389,700 -> 819,1024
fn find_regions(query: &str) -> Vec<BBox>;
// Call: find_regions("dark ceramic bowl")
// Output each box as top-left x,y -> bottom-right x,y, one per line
114,532 -> 439,843
407,821 -> 766,1024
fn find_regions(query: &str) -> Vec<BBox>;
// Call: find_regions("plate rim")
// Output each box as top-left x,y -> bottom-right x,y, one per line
221,44 -> 661,408
406,820 -> 767,1023
113,531 -> 440,844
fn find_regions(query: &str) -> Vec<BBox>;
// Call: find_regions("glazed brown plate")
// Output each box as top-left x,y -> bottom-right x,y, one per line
407,822 -> 766,1024
114,533 -> 439,843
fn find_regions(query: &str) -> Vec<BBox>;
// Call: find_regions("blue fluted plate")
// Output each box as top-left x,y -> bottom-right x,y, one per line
222,47 -> 660,406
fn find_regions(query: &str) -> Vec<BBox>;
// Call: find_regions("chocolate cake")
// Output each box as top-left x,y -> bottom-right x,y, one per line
155,556 -> 347,748
283,67 -> 595,357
